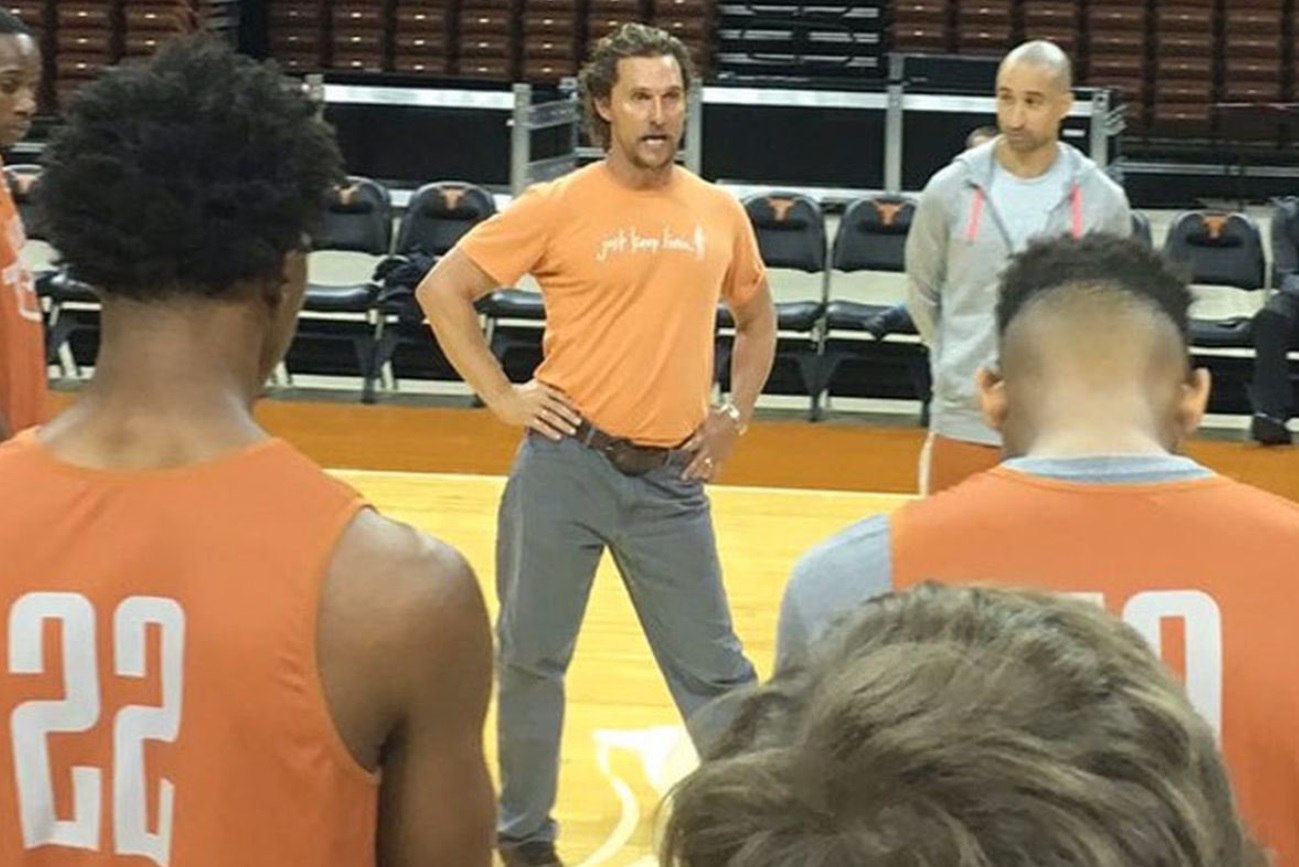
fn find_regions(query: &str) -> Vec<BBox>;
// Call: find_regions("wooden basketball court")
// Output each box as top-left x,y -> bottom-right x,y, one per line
49,393 -> 1299,863
335,467 -> 909,866
257,397 -> 1297,865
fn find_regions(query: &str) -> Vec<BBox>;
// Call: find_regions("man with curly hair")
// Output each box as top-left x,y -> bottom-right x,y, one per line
0,10 -> 44,441
0,38 -> 494,867
418,21 -> 777,867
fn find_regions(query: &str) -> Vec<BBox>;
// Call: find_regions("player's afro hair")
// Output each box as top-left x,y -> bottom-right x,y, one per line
40,36 -> 343,301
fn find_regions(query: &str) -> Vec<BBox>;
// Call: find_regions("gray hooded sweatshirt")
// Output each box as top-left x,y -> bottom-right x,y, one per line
905,140 -> 1131,444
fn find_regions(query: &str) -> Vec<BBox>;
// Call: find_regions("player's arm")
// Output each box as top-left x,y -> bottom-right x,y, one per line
416,248 -> 578,438
373,530 -> 494,867
0,407 -> 11,441
904,186 -> 949,346
320,511 -> 495,867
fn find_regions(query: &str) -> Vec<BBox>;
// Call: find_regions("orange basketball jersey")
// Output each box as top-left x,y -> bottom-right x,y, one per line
0,432 -> 378,867
0,164 -> 47,433
893,467 -> 1299,867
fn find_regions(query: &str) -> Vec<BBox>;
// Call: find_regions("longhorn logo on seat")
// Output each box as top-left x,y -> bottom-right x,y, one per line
1202,213 -> 1229,240
335,183 -> 360,206
767,197 -> 794,221
10,173 -> 35,198
873,200 -> 906,227
441,187 -> 467,210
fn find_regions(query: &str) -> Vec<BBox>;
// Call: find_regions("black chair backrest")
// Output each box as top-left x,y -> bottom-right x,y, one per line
315,176 -> 392,255
832,195 -> 915,272
396,181 -> 497,257
1130,209 -> 1152,248
4,164 -> 45,241
742,191 -> 825,273
1163,210 -> 1265,290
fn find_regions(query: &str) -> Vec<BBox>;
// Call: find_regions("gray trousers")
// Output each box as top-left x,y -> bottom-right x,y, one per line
495,433 -> 757,846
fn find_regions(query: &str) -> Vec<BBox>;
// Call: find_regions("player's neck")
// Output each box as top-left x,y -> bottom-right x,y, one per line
995,139 -> 1059,179
1018,410 -> 1175,459
602,150 -> 676,190
1008,385 -> 1184,459
1021,430 -> 1173,459
38,305 -> 270,470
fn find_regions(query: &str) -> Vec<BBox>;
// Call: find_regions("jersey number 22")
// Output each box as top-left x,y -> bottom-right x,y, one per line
8,591 -> 185,867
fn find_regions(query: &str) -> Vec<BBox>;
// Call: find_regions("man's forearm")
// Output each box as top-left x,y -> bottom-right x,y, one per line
420,292 -> 516,407
905,285 -> 938,346
904,195 -> 945,347
728,320 -> 777,423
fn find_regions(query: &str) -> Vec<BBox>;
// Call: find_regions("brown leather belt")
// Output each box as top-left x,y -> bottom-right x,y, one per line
571,419 -> 692,476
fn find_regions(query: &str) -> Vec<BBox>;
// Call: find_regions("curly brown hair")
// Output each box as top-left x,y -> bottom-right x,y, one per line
577,23 -> 696,150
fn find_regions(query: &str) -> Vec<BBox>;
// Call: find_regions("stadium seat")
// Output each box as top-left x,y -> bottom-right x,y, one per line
724,192 -> 827,416
1131,210 -> 1153,247
1163,211 -> 1267,349
288,176 -> 392,402
375,181 -> 499,387
819,195 -> 930,419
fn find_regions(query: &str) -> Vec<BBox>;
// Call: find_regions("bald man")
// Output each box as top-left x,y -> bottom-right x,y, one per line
906,40 -> 1132,494
779,233 -> 1299,867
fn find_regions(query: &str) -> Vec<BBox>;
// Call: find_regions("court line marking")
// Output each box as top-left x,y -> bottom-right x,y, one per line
579,727 -> 698,867
328,468 -> 915,503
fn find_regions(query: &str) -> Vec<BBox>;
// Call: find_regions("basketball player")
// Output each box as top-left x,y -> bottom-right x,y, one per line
906,40 -> 1131,493
667,584 -> 1264,867
0,39 -> 494,867
0,10 -> 44,440
782,233 -> 1299,867
417,23 -> 776,867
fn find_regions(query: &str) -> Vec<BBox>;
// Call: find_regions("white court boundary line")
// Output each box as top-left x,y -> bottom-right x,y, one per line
327,467 -> 916,503
578,727 -> 698,867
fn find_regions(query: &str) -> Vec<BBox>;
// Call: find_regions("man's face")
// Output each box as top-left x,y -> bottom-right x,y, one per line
0,33 -> 40,149
597,54 -> 686,171
995,60 -> 1072,156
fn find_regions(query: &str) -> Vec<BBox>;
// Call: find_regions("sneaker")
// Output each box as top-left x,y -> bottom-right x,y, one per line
1251,413 -> 1293,446
500,841 -> 563,867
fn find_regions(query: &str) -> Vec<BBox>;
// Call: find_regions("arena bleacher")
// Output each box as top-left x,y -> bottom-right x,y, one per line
9,0 -> 1299,434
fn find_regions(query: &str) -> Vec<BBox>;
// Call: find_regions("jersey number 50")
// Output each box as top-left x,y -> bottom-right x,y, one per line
8,591 -> 185,867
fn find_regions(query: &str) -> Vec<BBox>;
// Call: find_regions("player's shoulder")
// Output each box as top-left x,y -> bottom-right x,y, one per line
327,508 -> 480,629
0,430 -> 35,464
235,438 -> 365,511
1212,475 -> 1299,532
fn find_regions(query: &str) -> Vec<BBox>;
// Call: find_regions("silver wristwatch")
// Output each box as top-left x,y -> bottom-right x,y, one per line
717,401 -> 748,435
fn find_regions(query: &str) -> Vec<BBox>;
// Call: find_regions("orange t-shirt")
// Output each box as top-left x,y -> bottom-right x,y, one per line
893,467 -> 1299,867
0,432 -> 379,867
458,162 -> 766,446
0,165 -> 47,434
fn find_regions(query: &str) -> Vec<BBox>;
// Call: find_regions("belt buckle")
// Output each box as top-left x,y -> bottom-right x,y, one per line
603,439 -> 661,477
